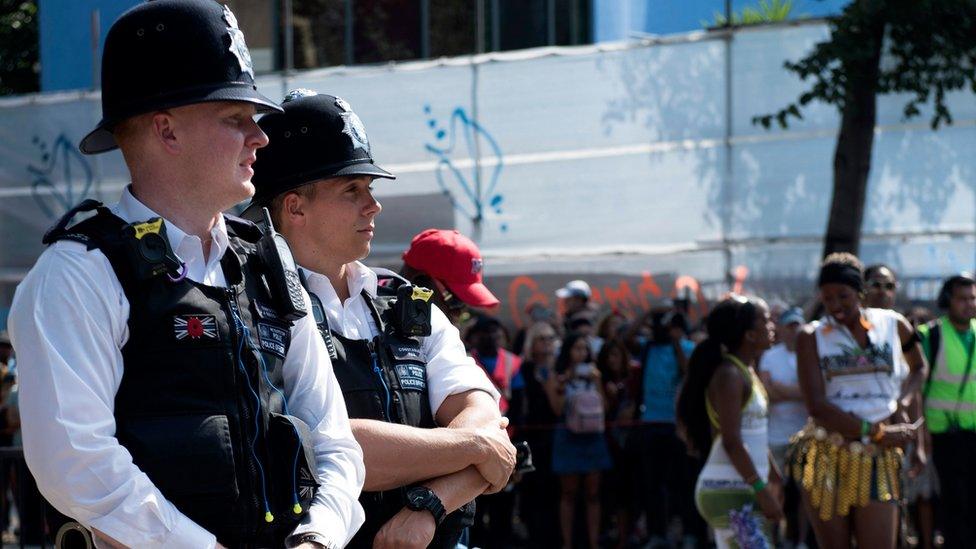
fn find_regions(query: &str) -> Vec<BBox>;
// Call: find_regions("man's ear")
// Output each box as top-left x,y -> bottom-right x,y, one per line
150,111 -> 180,155
282,192 -> 307,227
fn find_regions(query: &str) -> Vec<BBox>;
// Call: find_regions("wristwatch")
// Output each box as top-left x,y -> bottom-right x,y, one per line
405,486 -> 447,526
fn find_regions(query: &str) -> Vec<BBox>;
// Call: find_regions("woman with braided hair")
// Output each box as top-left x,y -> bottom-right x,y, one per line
676,296 -> 783,548
790,253 -> 927,548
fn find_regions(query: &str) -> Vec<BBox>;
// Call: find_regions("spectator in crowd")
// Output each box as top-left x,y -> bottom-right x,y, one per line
467,315 -> 522,548
596,338 -> 641,548
864,264 -> 898,310
596,310 -> 628,344
919,273 -> 976,548
865,264 -> 939,549
547,332 -> 612,549
512,303 -> 557,355
469,316 -> 524,417
569,314 -> 603,355
514,321 -> 561,548
908,306 -> 935,328
556,280 -> 594,332
758,306 -> 809,548
631,309 -> 704,547
400,228 -> 500,327
792,253 -> 925,548
676,296 -> 783,548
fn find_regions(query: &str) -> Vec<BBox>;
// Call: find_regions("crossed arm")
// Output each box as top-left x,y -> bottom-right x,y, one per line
360,389 -> 516,548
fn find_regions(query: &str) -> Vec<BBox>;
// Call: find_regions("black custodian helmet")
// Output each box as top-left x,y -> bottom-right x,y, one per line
79,0 -> 282,155
242,89 -> 395,219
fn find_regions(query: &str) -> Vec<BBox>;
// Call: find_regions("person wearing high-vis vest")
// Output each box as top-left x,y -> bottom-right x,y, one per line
920,273 -> 976,548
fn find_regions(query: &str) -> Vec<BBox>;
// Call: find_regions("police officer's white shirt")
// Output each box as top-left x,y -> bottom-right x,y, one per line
301,262 -> 500,414
8,188 -> 365,549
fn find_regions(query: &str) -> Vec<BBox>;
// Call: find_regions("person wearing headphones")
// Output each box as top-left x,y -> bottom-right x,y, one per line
919,273 -> 976,547
243,90 -> 516,549
7,2 -> 364,548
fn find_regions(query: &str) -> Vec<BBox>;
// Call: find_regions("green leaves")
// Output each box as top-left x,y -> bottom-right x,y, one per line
0,0 -> 38,95
708,0 -> 796,27
756,0 -> 976,130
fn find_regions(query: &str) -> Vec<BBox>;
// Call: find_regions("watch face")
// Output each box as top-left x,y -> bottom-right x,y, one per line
408,488 -> 430,507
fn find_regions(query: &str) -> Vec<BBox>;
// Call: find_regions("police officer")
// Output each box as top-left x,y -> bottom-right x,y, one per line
243,90 -> 516,549
400,229 -> 501,327
8,2 -> 363,548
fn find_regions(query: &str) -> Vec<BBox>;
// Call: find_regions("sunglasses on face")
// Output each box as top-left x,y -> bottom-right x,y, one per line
868,281 -> 897,291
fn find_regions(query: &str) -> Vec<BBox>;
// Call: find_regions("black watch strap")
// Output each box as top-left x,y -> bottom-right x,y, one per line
405,486 -> 447,525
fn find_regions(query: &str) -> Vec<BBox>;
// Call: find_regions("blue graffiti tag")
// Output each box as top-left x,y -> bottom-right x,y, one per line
28,134 -> 96,219
423,105 -> 508,232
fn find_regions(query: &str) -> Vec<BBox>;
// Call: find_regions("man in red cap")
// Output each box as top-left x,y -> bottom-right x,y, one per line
401,229 -> 501,326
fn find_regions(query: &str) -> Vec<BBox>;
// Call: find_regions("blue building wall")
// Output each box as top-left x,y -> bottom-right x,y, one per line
39,0 -> 138,92
40,0 -> 850,92
592,0 -> 850,41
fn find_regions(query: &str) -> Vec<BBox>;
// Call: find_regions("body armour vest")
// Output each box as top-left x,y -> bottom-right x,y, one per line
304,276 -> 474,549
44,200 -> 318,548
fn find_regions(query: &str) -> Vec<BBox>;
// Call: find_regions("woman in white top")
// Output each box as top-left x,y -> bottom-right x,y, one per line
677,296 -> 783,548
793,253 -> 927,548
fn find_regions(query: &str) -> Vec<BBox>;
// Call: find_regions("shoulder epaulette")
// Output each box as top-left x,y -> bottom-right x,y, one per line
42,199 -> 122,249
224,213 -> 264,243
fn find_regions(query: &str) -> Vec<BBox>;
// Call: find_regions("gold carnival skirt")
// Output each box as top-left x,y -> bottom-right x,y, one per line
787,421 -> 903,521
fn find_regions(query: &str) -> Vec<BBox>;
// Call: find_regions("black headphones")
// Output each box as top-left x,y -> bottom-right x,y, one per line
937,272 -> 976,309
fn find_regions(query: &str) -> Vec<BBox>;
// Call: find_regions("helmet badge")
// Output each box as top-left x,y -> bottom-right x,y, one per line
223,5 -> 254,80
335,97 -> 370,154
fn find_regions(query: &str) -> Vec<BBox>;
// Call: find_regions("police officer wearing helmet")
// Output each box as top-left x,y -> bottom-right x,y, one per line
244,90 -> 516,549
9,2 -> 364,548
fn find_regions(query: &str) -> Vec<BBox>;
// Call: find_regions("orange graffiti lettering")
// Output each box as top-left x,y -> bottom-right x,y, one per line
507,275 -> 550,329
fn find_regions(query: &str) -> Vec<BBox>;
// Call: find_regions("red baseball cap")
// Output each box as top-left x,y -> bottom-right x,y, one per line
402,229 -> 500,308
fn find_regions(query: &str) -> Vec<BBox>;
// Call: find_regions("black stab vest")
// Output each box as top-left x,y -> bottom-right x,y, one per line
304,277 -> 474,549
45,202 -> 318,549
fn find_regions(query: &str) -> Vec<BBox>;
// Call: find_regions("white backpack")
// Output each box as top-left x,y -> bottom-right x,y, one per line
566,381 -> 605,434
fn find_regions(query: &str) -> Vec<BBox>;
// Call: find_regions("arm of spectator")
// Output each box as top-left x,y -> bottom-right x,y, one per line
283,290 -> 365,548
671,331 -> 689,374
896,313 -> 928,409
765,379 -> 804,402
5,402 -> 18,435
544,372 -> 567,417
10,245 -> 217,548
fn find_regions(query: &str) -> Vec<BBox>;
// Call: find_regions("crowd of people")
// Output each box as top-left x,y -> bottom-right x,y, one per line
3,2 -> 976,548
438,257 -> 973,549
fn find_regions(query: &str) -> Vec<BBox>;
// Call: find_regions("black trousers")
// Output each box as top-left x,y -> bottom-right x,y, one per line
634,423 -> 707,541
932,430 -> 976,548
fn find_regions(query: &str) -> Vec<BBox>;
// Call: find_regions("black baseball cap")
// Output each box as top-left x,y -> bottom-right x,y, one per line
80,0 -> 282,155
242,89 -> 394,219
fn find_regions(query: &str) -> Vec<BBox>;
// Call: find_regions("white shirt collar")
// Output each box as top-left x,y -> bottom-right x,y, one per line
300,261 -> 378,302
112,186 -> 230,266
110,186 -> 231,287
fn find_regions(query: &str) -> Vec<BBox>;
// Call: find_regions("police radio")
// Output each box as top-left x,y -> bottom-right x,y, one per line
256,207 -> 307,321
393,285 -> 433,337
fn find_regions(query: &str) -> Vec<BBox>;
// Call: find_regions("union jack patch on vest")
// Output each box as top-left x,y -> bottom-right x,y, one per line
174,314 -> 218,340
